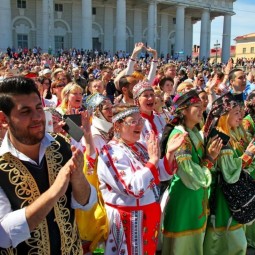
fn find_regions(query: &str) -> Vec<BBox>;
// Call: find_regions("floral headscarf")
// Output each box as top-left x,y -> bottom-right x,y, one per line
204,92 -> 238,137
169,89 -> 201,124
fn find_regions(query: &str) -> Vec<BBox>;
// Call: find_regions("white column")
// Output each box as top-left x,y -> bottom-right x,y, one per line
133,8 -> 142,45
116,0 -> 126,51
147,1 -> 157,49
42,0 -> 54,53
184,15 -> 193,58
0,0 -> 12,51
199,8 -> 210,61
160,13 -> 169,57
48,0 -> 54,53
206,19 -> 212,59
222,14 -> 231,63
72,3 -> 81,49
175,5 -> 185,60
42,0 -> 49,52
104,6 -> 114,54
82,0 -> 92,50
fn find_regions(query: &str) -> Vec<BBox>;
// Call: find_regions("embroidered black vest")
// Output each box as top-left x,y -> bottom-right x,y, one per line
0,134 -> 82,255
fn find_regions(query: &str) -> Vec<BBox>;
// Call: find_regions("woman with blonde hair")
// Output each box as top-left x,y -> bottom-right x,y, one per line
57,82 -> 84,115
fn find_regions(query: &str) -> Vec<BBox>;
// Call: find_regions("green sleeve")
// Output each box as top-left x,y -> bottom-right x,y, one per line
217,148 -> 242,184
173,134 -> 212,190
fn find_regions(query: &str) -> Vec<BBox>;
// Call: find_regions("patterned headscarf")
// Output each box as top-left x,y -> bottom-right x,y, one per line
169,89 -> 201,124
204,92 -> 238,137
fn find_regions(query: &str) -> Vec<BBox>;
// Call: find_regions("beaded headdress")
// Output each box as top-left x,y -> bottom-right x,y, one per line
112,107 -> 140,123
85,93 -> 108,111
133,80 -> 153,99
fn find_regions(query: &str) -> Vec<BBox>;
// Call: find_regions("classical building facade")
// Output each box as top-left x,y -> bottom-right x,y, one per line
0,0 -> 235,62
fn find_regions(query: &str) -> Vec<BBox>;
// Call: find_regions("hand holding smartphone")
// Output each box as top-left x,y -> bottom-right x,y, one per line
208,128 -> 230,146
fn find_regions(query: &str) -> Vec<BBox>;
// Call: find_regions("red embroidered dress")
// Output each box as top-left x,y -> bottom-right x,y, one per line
98,140 -> 175,255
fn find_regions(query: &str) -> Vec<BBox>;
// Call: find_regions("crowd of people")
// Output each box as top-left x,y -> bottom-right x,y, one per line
0,42 -> 255,255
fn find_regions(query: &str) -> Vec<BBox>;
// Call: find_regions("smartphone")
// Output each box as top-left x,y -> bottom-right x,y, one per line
208,128 -> 230,145
63,114 -> 82,127
62,117 -> 83,142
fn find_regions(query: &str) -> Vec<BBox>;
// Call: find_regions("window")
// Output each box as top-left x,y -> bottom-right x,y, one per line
251,47 -> 254,53
243,48 -> 246,54
17,0 -> 26,9
17,34 -> 28,49
173,18 -> 176,25
55,4 -> 63,12
55,36 -> 64,51
92,7 -> 96,15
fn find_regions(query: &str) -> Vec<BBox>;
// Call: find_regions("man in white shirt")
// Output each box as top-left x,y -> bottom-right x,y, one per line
0,77 -> 97,254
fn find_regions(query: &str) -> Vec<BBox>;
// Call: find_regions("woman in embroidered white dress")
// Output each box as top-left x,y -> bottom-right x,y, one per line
97,104 -> 186,255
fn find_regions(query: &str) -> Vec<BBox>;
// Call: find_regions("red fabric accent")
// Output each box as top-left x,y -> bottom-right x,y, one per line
145,162 -> 160,184
140,112 -> 158,136
82,241 -> 91,254
86,154 -> 97,169
106,202 -> 161,255
163,156 -> 174,175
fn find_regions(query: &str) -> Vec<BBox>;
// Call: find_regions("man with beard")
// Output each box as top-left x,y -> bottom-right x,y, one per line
114,75 -> 137,104
0,77 -> 97,254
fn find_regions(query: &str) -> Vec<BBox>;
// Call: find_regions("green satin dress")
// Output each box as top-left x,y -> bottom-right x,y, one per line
162,126 -> 212,255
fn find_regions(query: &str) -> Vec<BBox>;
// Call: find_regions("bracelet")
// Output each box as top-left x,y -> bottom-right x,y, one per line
130,58 -> 135,61
153,60 -> 158,63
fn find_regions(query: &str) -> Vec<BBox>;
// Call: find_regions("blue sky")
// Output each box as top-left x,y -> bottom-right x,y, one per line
193,0 -> 255,49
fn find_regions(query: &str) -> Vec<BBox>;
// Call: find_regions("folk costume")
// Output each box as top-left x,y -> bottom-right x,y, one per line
133,81 -> 166,144
140,111 -> 166,143
97,106 -> 176,255
86,93 -> 113,152
203,92 -> 250,255
0,133 -> 96,255
241,93 -> 255,248
162,90 -> 213,255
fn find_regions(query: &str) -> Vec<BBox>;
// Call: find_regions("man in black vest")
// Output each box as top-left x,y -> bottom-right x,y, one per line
0,77 -> 97,254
